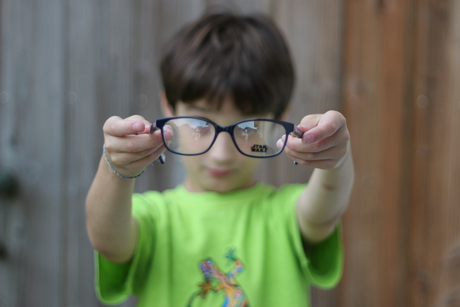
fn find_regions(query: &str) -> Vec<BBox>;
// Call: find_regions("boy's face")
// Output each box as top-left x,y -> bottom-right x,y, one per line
167,96 -> 272,193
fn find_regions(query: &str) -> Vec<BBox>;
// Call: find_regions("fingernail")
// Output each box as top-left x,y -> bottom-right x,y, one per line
163,128 -> 174,140
304,134 -> 314,144
133,122 -> 143,131
276,139 -> 284,149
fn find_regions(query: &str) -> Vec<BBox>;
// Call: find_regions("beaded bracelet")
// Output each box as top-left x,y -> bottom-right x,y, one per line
103,144 -> 145,179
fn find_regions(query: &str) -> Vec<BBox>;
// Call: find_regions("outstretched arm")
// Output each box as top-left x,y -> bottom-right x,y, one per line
86,115 -> 171,263
281,111 -> 354,243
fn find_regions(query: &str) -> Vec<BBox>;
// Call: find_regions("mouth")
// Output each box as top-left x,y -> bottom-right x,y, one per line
207,168 -> 232,177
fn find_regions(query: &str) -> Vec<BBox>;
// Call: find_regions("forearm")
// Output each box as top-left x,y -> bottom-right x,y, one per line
297,150 -> 354,242
85,156 -> 138,263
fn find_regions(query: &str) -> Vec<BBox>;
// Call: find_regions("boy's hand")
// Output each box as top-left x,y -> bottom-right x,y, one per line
279,111 -> 350,170
102,115 -> 173,177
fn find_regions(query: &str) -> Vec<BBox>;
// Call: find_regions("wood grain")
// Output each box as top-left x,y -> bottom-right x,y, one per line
0,0 -> 65,306
341,0 -> 413,306
1,0 -> 459,306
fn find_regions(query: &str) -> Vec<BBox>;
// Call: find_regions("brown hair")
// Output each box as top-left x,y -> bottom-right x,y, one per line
160,11 -> 295,119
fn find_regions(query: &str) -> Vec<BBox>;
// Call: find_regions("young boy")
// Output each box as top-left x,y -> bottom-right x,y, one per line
86,11 -> 354,307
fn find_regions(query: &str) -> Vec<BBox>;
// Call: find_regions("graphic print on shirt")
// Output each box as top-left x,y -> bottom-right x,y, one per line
186,248 -> 249,307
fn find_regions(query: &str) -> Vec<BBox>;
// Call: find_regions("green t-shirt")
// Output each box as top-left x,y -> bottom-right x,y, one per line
96,183 -> 342,307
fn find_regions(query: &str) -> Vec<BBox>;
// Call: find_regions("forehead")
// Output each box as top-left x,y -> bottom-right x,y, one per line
176,96 -> 273,119
189,96 -> 236,112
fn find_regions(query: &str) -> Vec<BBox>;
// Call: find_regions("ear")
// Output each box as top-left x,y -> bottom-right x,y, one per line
160,91 -> 175,117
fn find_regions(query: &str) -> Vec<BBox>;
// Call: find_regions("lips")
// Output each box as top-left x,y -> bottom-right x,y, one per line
207,168 -> 232,177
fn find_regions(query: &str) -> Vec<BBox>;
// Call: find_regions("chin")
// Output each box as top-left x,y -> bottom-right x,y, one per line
203,182 -> 238,193
190,178 -> 239,193
207,177 -> 254,193
186,170 -> 255,193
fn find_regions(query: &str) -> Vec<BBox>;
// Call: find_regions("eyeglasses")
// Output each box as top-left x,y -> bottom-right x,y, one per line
150,116 -> 304,158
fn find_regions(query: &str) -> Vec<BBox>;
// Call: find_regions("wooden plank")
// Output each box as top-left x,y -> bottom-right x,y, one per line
341,0 -> 414,306
269,0 -> 344,306
255,0 -> 344,195
0,0 -> 65,306
132,0 -> 205,194
63,1 -> 136,306
205,0 -> 270,13
408,0 -> 460,306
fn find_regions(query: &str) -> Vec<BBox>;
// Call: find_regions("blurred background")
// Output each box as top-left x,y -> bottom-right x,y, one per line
0,0 -> 459,306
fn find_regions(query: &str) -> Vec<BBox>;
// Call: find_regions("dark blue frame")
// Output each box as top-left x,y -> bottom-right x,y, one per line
150,116 -> 304,158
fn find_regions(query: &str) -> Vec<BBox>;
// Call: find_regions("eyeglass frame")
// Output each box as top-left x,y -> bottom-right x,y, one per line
150,116 -> 304,158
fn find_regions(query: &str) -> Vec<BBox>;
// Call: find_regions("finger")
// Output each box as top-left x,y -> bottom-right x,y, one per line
300,111 -> 346,145
124,145 -> 167,171
103,116 -> 150,137
284,144 -> 346,162
284,125 -> 348,154
298,114 -> 323,133
109,144 -> 166,166
278,132 -> 336,153
125,115 -> 152,134
105,126 -> 174,154
125,115 -> 149,122
108,144 -> 167,177
105,131 -> 163,154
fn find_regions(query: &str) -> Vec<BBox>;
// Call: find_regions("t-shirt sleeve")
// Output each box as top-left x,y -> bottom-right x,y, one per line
94,192 -> 159,305
305,224 -> 343,288
277,184 -> 343,289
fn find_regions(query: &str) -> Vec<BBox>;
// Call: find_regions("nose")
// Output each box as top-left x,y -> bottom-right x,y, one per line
207,132 -> 237,164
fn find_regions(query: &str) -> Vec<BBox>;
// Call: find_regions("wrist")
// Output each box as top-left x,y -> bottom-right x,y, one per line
318,147 -> 354,188
103,144 -> 145,179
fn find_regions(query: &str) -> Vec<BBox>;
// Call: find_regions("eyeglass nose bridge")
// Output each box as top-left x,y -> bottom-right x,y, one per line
213,124 -> 235,136
209,124 -> 238,150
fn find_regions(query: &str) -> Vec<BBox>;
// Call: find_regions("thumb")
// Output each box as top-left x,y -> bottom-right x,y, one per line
298,114 -> 322,132
298,114 -> 322,143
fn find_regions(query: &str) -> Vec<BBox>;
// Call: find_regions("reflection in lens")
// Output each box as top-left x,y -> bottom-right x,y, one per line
165,118 -> 215,154
234,120 -> 286,157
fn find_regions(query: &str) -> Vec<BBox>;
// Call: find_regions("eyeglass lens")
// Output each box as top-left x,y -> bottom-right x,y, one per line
162,118 -> 287,157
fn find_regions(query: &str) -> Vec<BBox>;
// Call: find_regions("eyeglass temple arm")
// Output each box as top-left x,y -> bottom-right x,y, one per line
291,126 -> 305,167
292,126 -> 304,139
149,122 -> 158,135
148,121 -> 165,164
